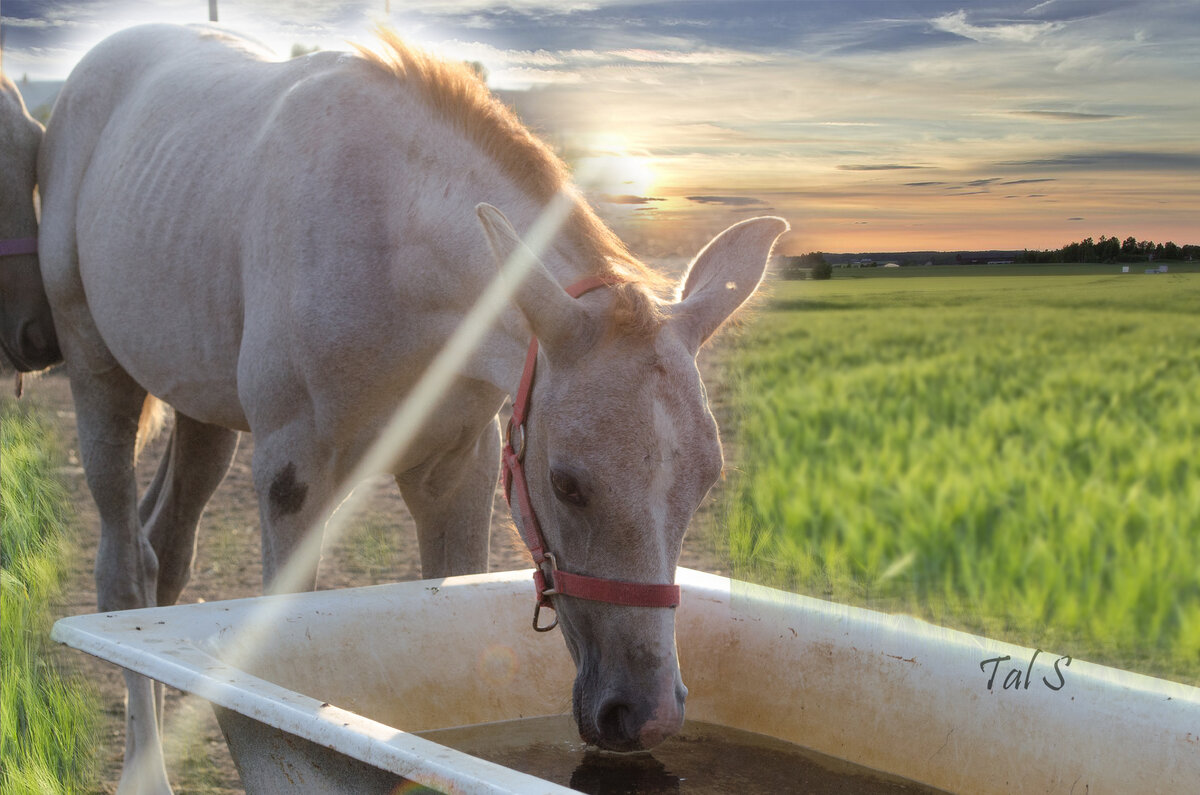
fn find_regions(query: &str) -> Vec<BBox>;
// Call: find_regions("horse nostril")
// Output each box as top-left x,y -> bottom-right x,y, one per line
595,698 -> 641,752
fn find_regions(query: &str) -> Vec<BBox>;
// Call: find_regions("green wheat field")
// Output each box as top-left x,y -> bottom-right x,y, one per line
716,265 -> 1200,685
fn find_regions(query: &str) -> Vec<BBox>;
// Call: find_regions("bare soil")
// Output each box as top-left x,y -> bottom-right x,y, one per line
22,361 -> 733,794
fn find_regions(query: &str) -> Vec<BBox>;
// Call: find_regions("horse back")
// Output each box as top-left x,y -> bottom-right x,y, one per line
40,25 -> 441,433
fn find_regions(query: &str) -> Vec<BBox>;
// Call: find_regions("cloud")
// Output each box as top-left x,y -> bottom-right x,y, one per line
496,67 -> 584,86
797,121 -> 882,128
598,194 -> 665,205
436,39 -> 566,67
904,181 -> 946,187
686,195 -> 767,206
996,151 -> 1200,171
1008,110 -> 1125,122
838,164 -> 927,171
0,14 -> 74,28
1024,0 -> 1131,24
931,9 -> 1064,44
609,48 -> 771,66
402,0 -> 598,14
1001,178 -> 1057,185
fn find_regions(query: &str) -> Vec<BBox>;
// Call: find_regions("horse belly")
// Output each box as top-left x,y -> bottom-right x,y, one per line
82,257 -> 247,429
75,130 -> 249,429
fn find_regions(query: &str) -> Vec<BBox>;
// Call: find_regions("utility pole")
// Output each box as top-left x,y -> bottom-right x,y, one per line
209,1 -> 218,22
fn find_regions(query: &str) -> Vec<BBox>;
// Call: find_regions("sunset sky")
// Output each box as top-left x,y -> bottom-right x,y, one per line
3,1 -> 1197,256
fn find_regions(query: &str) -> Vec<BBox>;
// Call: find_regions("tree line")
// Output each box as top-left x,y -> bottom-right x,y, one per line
1020,236 -> 1198,264
777,235 -> 1197,279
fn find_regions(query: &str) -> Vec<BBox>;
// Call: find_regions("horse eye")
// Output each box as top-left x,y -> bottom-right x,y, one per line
550,468 -> 587,507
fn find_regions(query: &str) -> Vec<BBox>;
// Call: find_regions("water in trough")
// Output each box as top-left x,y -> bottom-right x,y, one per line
420,715 -> 943,794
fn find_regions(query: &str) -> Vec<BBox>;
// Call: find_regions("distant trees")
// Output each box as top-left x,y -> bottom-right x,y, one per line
778,252 -> 831,280
1021,235 -> 1198,264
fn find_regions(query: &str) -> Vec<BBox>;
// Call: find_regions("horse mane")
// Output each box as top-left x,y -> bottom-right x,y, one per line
354,29 -> 670,336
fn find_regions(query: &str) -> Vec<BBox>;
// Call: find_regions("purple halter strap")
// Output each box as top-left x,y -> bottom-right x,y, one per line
0,237 -> 38,257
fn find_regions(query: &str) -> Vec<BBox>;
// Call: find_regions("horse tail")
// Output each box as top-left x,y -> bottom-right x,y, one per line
136,394 -> 167,463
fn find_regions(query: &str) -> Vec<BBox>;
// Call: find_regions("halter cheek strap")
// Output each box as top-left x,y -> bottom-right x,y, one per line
502,275 -> 682,632
0,237 -> 38,257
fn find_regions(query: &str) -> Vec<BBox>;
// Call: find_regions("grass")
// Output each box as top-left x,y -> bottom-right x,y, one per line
1,403 -> 100,794
343,517 -> 403,581
717,269 -> 1200,685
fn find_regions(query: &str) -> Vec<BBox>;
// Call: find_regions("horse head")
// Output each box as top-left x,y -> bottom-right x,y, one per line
479,206 -> 787,751
0,74 -> 61,373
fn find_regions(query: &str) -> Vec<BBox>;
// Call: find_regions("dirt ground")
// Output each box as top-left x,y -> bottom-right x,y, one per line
21,361 -> 733,794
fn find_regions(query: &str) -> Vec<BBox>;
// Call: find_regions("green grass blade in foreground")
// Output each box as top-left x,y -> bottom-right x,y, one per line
1,405 -> 100,794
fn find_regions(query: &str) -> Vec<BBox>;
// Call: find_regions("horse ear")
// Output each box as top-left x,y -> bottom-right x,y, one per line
476,203 -> 588,356
674,216 -> 789,353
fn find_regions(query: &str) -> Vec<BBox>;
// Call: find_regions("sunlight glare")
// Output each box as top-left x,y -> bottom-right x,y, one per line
577,135 -> 658,199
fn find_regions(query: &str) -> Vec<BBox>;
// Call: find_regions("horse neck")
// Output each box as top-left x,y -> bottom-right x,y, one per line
392,112 -> 608,399
454,187 -> 603,400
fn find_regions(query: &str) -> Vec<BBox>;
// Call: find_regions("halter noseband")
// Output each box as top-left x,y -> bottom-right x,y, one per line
0,237 -> 38,257
502,275 -> 682,632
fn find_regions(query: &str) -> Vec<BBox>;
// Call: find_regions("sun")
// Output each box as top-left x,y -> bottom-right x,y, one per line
576,135 -> 658,198
609,153 -> 657,197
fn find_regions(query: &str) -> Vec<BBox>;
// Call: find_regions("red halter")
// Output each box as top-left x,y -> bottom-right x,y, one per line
0,237 -> 38,257
502,275 -> 682,632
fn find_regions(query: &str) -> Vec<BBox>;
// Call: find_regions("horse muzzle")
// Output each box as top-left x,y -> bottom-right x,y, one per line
0,317 -> 62,373
575,662 -> 687,752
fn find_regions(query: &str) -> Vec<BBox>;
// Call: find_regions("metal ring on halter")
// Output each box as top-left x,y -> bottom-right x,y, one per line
506,418 -> 527,461
532,600 -> 559,632
532,553 -> 560,632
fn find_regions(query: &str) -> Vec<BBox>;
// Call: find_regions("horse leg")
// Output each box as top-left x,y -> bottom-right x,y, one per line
136,431 -> 173,736
67,363 -> 172,795
396,415 -> 500,578
143,414 -> 239,606
250,424 -> 336,593
138,431 -> 172,527
137,415 -> 238,731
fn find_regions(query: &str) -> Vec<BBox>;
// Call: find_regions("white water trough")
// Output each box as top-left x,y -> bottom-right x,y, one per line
53,568 -> 1198,793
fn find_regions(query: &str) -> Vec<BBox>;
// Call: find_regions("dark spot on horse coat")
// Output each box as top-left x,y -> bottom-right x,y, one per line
269,462 -> 307,520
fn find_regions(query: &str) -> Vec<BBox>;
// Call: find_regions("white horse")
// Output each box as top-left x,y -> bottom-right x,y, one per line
0,73 -> 61,375
39,24 -> 786,793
